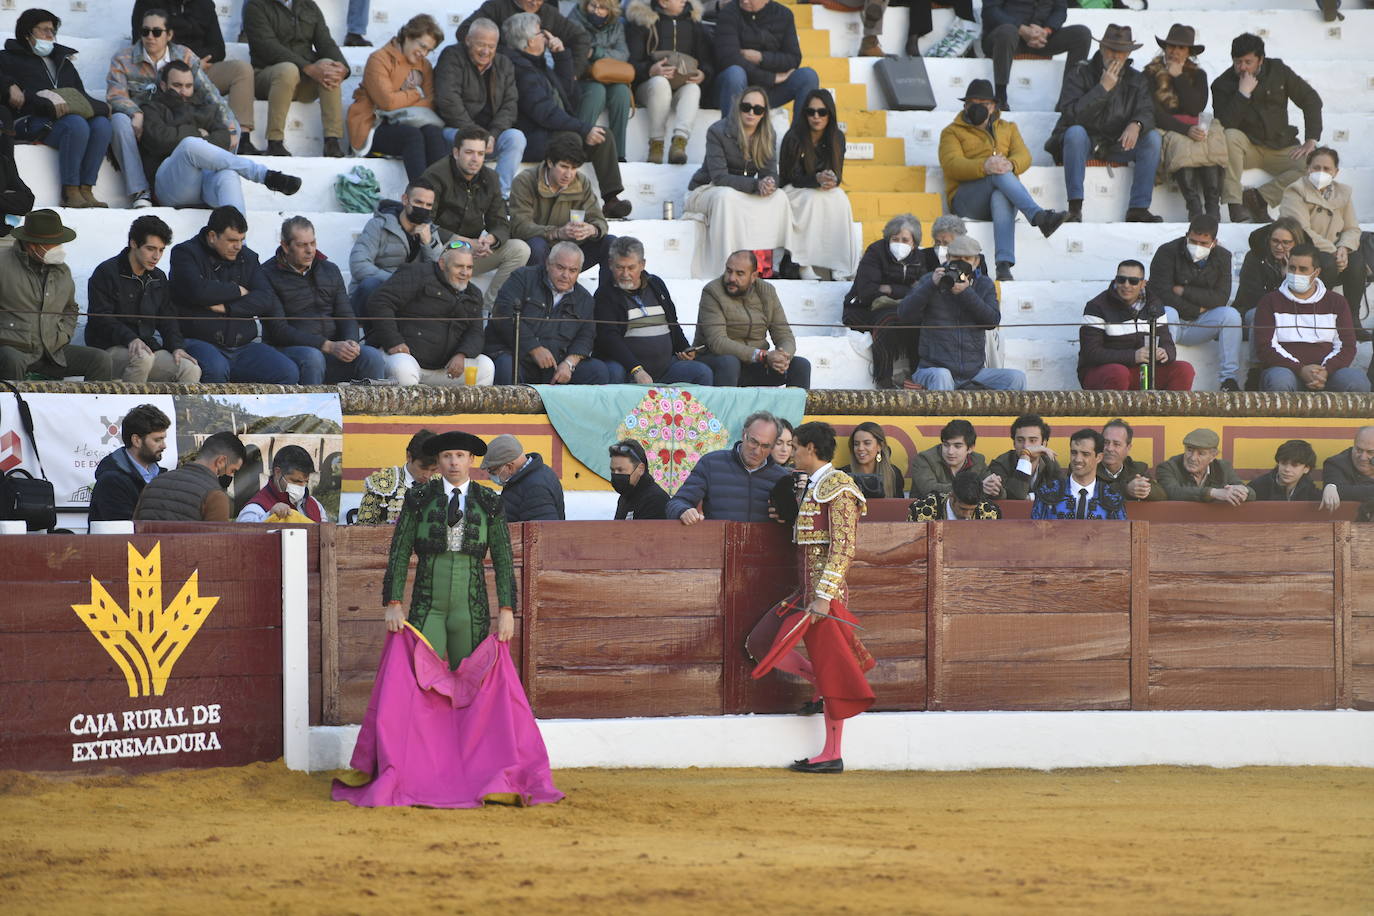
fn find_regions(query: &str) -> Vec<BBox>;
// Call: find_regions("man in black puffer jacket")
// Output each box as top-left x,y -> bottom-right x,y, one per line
712,0 -> 816,114
481,434 -> 566,521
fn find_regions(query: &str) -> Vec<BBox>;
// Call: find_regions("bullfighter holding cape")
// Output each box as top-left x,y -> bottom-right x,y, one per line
748,421 -> 875,773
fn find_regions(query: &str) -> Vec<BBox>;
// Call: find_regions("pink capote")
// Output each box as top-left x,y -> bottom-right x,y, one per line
331,627 -> 564,808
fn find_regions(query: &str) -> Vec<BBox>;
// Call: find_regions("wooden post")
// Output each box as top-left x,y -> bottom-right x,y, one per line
926,522 -> 943,711
1129,521 -> 1150,710
318,522 -> 339,725
1335,521 -> 1352,709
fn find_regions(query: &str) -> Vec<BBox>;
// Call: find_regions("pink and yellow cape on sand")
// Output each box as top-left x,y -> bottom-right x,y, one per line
332,626 -> 564,808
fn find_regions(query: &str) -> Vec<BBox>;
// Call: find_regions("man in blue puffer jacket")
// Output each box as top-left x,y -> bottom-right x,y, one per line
666,411 -> 789,524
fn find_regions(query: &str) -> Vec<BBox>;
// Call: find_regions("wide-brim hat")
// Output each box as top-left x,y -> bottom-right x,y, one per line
959,78 -> 996,102
1156,23 -> 1204,56
10,208 -> 76,245
423,431 -> 488,458
1095,23 -> 1143,53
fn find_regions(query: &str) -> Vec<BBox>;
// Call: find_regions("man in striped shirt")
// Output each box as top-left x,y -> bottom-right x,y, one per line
1253,244 -> 1370,392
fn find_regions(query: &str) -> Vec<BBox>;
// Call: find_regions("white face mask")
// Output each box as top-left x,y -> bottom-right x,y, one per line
1307,170 -> 1334,190
1288,272 -> 1314,294
41,245 -> 66,265
888,241 -> 913,261
934,245 -> 949,263
1186,243 -> 1211,262
31,38 -> 54,57
285,482 -> 307,503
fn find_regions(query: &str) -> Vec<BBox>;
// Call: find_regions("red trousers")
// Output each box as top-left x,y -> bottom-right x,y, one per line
1081,361 -> 1195,391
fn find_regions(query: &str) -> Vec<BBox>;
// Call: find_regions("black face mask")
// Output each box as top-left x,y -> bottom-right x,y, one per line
408,206 -> 433,225
610,472 -> 635,494
218,474 -> 235,489
964,104 -> 989,126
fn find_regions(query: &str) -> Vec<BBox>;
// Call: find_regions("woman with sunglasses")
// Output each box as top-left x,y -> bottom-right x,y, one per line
683,85 -> 793,278
778,89 -> 859,281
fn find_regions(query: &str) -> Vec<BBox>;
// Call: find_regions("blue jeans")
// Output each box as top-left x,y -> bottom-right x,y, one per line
154,137 -> 266,210
183,340 -> 299,384
42,114 -> 111,186
1261,366 -> 1371,393
346,0 -> 369,34
715,66 -> 819,121
914,366 -> 1026,391
950,173 -> 1044,266
280,344 -> 388,384
604,358 -> 715,385
443,127 -> 525,198
110,112 -> 149,196
1166,305 -> 1242,385
1061,124 -> 1161,209
492,353 -> 611,385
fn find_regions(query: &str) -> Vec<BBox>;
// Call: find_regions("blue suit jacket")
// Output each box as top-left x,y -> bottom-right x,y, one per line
1031,477 -> 1128,520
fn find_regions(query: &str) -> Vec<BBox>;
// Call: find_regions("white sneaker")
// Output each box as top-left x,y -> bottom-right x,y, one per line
131,194 -> 153,209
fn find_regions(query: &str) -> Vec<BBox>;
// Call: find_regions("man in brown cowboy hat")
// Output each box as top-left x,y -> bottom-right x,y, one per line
1045,23 -> 1163,224
0,209 -> 113,381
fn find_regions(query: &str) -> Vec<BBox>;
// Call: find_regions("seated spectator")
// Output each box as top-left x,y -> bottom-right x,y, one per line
86,215 -> 201,383
367,242 -> 496,386
1046,25 -> 1161,223
456,0 -> 592,78
1099,418 -> 1164,501
243,0 -> 347,156
981,0 -> 1091,110
779,89 -> 859,281
356,428 -> 438,525
89,404 -> 171,523
1234,217 -> 1308,329
170,206 -> 299,384
694,250 -> 811,389
838,422 -> 904,500
488,242 -> 611,385
609,438 -> 668,520
940,79 -> 1065,282
907,0 -> 977,59
829,0 -> 890,58
986,414 -> 1060,501
1031,429 -> 1128,520
134,430 -> 246,522
625,0 -> 712,164
666,411 -> 789,524
712,0 -> 817,114
898,236 -> 1026,391
423,128 -> 531,311
569,0 -> 632,159
0,70 -> 36,227
502,12 -> 632,220
138,62 -> 301,210
130,0 -> 257,153
346,15 -> 447,180
909,419 -> 987,500
772,418 -> 796,468
919,213 -> 984,275
1142,24 -> 1225,222
1146,215 -> 1241,391
1250,439 -> 1321,502
909,468 -> 1002,521
0,210 -> 113,382
1079,259 -> 1195,391
685,89 -> 792,280
843,213 -> 926,388
509,135 -> 609,273
0,8 -> 112,208
1253,244 -> 1368,392
595,236 -> 713,385
1280,147 -> 1366,313
481,433 -> 566,521
238,445 -> 328,522
1155,428 -> 1255,504
109,8 -> 241,208
262,216 -> 388,385
1213,33 -> 1322,224
348,179 -> 444,321
1318,426 -> 1374,511
433,17 -> 525,198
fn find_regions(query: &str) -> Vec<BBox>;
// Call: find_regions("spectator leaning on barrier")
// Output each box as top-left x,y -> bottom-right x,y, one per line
433,17 -> 525,198
170,205 -> 300,384
1155,428 -> 1255,505
346,14 -> 447,181
509,132 -> 614,272
87,215 -> 201,384
667,411 -> 789,525
1249,439 -> 1321,502
624,0 -> 712,165
609,438 -> 669,520
1212,32 -> 1322,224
356,429 -> 438,525
779,88 -> 860,281
1046,24 -> 1162,224
898,235 -> 1025,392
347,178 -> 444,321
908,468 -> 1002,521
908,419 -> 988,501
482,433 -> 566,522
1099,418 -> 1164,501
1146,215 -> 1241,392
838,422 -> 905,500
844,214 -> 926,389
694,250 -> 812,389
422,127 -> 531,312
133,430 -> 246,522
0,209 -> 113,382
980,0 -> 1091,111
1141,24 -> 1224,224
242,0 -> 348,157
238,444 -> 328,522
1319,426 -> 1374,512
1253,244 -> 1368,393
985,414 -> 1060,502
594,236 -> 713,385
1031,429 -> 1128,520
1279,146 -> 1366,314
1079,259 -> 1195,392
712,0 -> 818,116
89,404 -> 171,524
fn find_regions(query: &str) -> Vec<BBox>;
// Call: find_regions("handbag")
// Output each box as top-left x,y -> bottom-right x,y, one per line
47,87 -> 95,120
376,105 -> 445,129
650,50 -> 700,91
0,381 -> 56,531
589,58 -> 635,85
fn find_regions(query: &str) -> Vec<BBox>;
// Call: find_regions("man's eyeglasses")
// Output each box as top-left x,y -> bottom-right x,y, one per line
1113,275 -> 1143,286
739,102 -> 767,116
141,27 -> 167,37
804,107 -> 828,118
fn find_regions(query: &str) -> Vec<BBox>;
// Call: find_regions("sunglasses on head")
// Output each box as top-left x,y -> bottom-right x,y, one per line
141,27 -> 166,36
446,239 -> 472,250
804,107 -> 828,118
1113,275 -> 1143,286
739,101 -> 767,116
609,443 -> 642,460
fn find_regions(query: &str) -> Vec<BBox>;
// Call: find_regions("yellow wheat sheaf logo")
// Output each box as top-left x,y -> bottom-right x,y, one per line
71,543 -> 220,698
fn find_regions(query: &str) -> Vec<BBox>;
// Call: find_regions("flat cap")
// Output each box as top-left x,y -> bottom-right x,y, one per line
1182,428 -> 1220,449
480,434 -> 524,469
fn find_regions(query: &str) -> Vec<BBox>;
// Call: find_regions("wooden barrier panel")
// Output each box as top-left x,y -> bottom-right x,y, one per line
863,499 -> 1361,522
1350,525 -> 1374,711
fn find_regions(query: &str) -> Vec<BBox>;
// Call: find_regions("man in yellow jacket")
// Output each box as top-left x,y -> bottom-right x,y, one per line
938,79 -> 1066,282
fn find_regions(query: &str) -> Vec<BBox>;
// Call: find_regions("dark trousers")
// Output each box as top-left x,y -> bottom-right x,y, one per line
1319,249 -> 1369,319
0,344 -> 113,381
369,122 -> 449,181
981,23 -> 1092,90
844,302 -> 920,385
701,352 -> 812,389
491,352 -> 611,386
904,0 -> 975,38
526,234 -> 615,276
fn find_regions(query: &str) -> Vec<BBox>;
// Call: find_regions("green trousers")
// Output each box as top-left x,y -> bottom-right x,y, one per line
416,552 -> 482,669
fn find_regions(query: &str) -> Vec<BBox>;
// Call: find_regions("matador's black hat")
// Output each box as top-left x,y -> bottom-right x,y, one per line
422,431 -> 488,458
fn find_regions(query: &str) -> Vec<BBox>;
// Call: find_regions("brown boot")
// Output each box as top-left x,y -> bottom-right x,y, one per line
858,36 -> 884,57
668,135 -> 688,165
79,185 -> 108,208
62,185 -> 90,208
648,138 -> 664,164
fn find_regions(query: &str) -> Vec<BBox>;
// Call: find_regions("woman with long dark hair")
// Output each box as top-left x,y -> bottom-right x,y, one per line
779,88 -> 858,280
838,422 -> 905,499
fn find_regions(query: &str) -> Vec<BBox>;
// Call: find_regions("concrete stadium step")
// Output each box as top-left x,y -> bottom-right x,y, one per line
844,137 -> 907,166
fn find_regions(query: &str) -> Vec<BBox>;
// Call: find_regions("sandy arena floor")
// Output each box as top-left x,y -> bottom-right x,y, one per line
2,763 -> 1372,914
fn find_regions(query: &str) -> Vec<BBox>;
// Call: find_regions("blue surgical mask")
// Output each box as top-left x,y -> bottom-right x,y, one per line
32,38 -> 54,57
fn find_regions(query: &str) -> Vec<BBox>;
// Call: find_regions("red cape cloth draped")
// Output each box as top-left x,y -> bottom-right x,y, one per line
332,627 -> 564,808
751,595 -> 876,720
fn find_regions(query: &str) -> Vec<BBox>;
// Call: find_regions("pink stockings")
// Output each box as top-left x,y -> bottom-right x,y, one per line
810,709 -> 844,764
769,649 -> 842,762
771,650 -> 819,701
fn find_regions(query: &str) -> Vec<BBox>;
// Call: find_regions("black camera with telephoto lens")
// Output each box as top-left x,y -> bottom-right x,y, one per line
937,259 -> 974,292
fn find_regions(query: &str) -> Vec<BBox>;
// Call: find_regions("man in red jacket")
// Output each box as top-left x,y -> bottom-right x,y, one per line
1254,245 -> 1369,392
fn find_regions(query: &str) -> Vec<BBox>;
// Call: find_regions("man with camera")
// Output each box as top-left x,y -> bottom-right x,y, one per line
896,236 -> 1025,391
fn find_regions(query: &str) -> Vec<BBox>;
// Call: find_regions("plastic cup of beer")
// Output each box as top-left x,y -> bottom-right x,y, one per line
465,364 -> 478,386
570,209 -> 586,223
